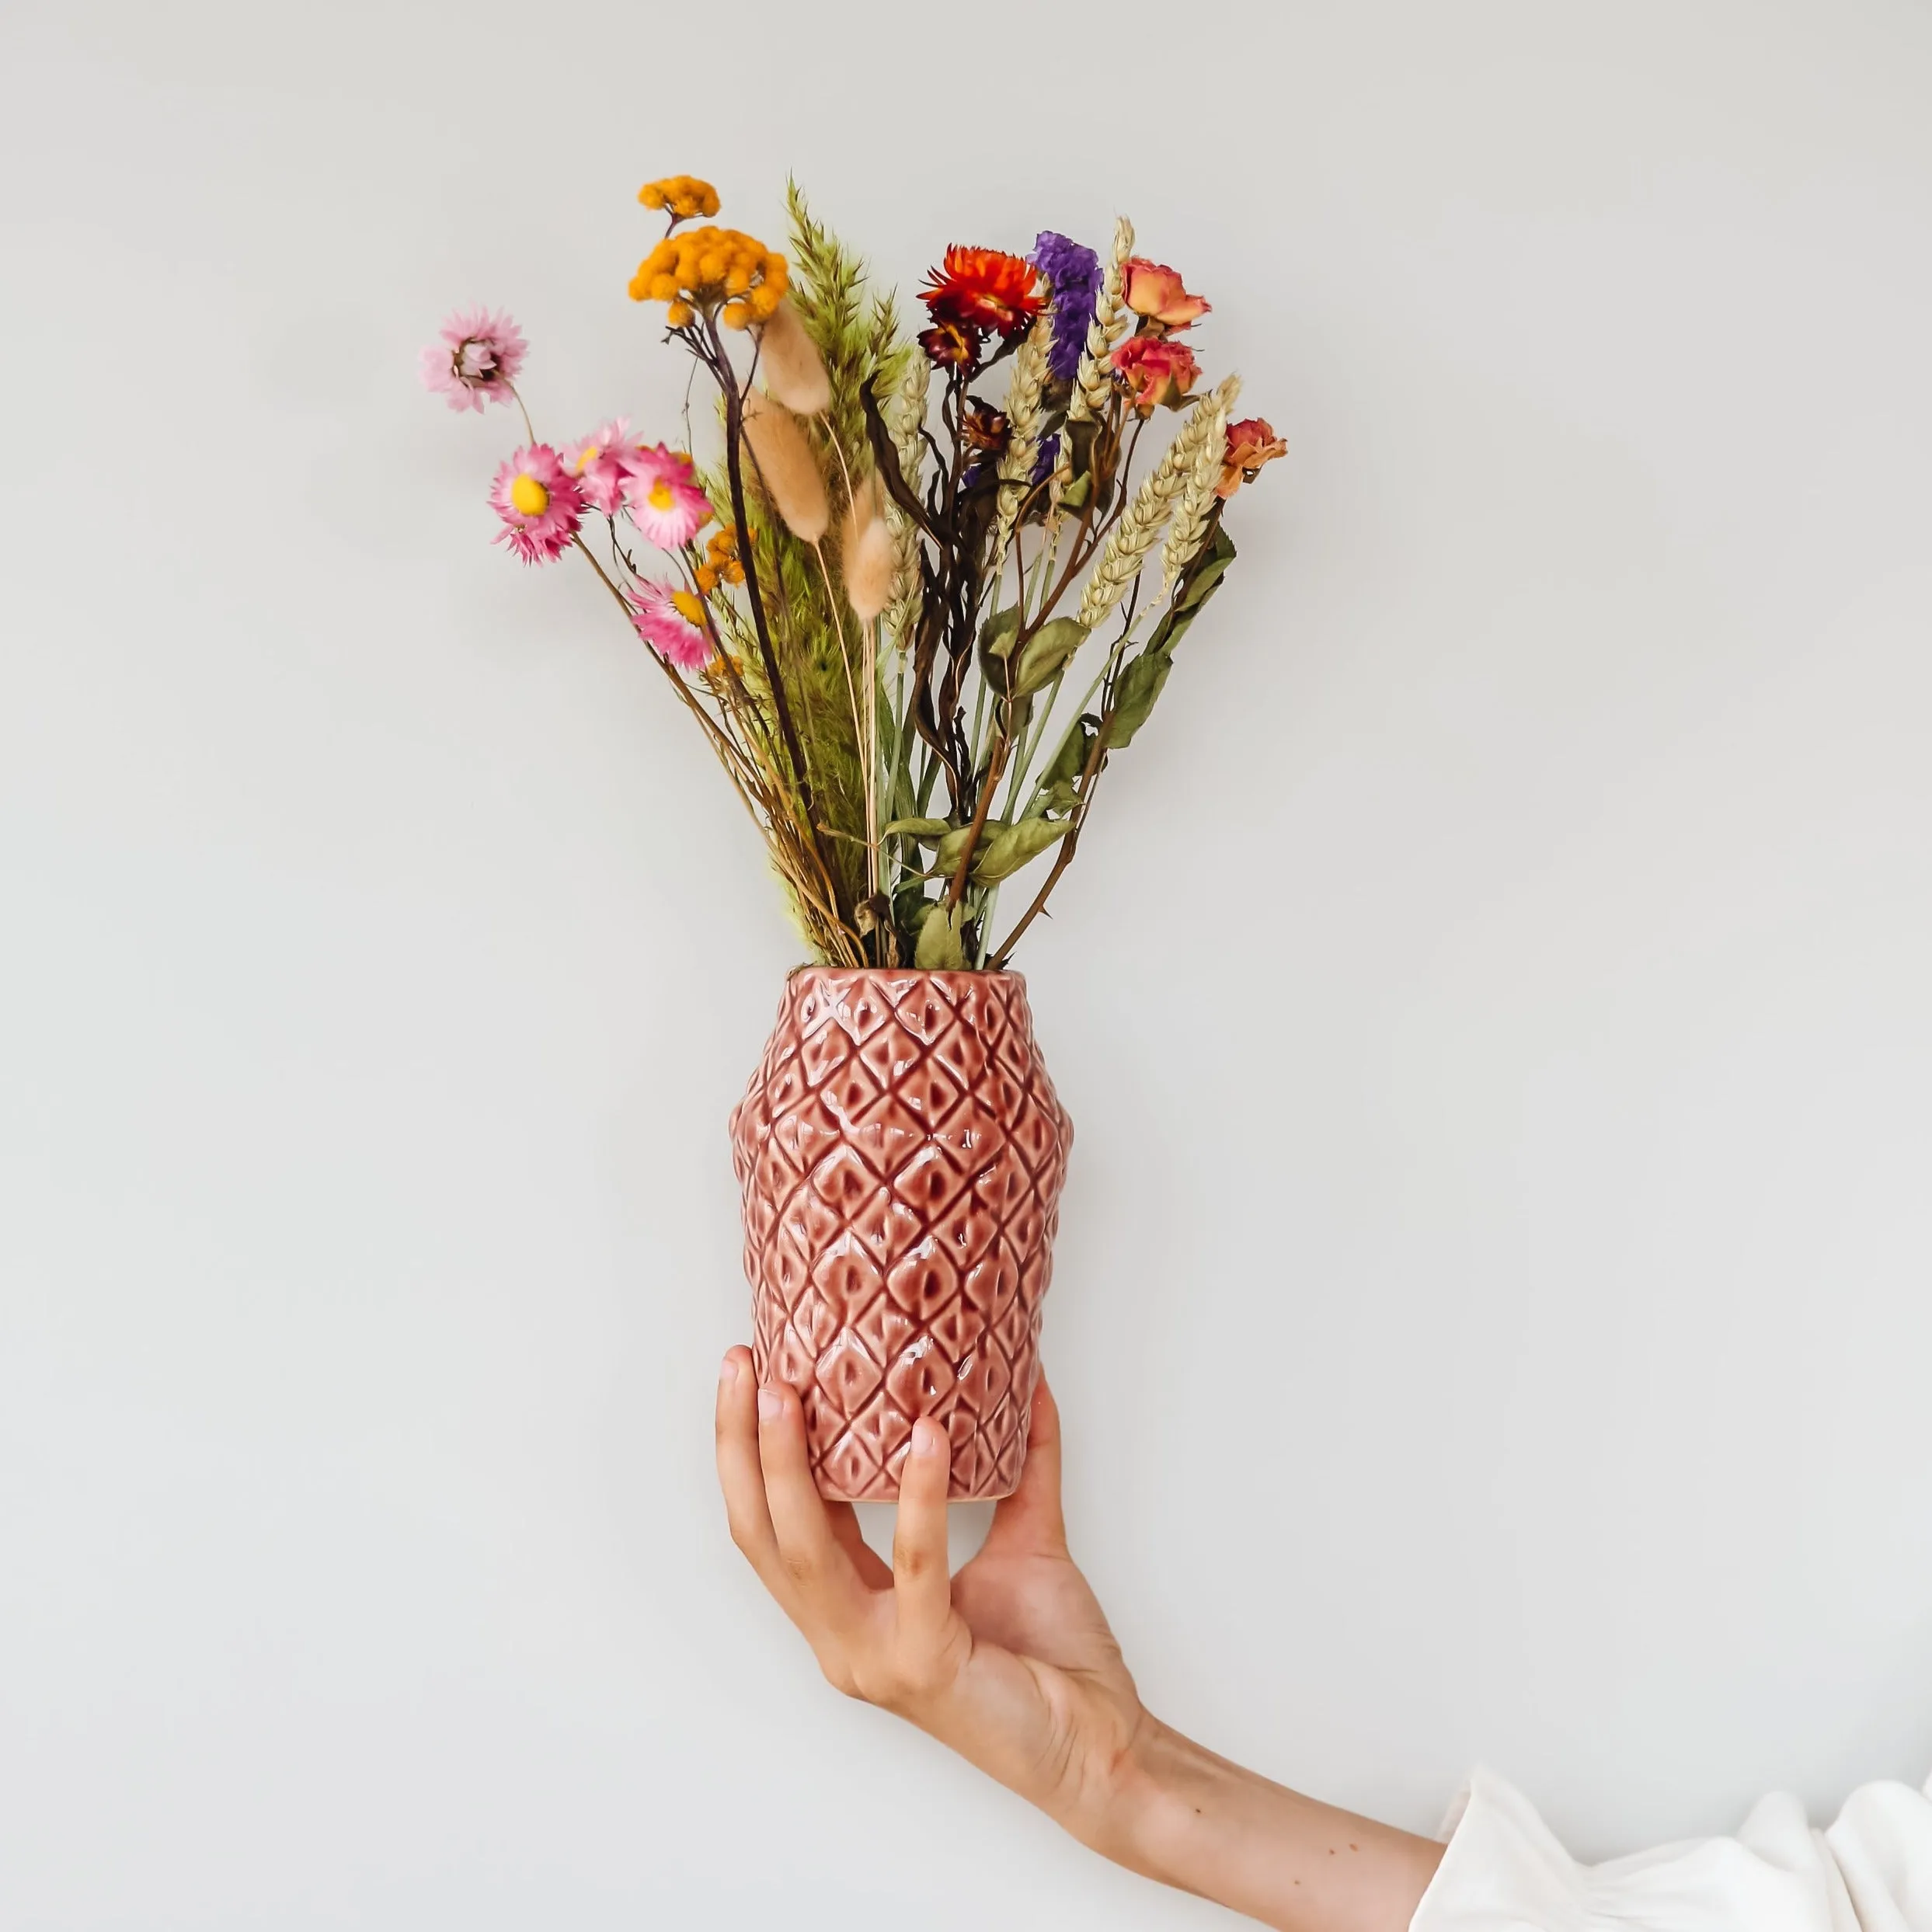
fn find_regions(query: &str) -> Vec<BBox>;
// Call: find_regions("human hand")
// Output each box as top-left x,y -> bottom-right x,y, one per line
714,1347 -> 1443,1930
712,1347 -> 1149,1850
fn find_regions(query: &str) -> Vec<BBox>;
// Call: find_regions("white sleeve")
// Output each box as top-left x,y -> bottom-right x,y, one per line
1408,1766 -> 1932,1932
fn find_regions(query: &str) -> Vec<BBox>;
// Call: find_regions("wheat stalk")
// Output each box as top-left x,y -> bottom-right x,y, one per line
889,352 -> 929,481
992,307 -> 1054,560
1067,216 -> 1134,426
882,353 -> 929,648
1075,387 -> 1230,631
1159,375 -> 1240,594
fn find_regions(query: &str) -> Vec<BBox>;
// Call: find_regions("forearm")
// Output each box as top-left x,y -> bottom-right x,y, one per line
1092,1717 -> 1443,1932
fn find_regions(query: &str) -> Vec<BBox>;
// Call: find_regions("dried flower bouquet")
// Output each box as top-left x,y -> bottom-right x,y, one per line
423,176 -> 1285,970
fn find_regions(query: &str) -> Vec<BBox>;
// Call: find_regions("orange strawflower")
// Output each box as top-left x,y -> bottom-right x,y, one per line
639,175 -> 721,224
629,226 -> 788,330
920,245 -> 1043,341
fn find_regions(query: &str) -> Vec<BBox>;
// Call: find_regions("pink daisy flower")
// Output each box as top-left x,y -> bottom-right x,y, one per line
420,305 -> 527,413
627,577 -> 712,669
622,445 -> 712,549
489,444 -> 583,565
561,416 -> 646,516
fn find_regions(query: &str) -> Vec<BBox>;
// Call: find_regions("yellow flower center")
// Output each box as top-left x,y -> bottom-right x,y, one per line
670,590 -> 706,626
509,473 -> 548,517
575,445 -> 599,472
648,479 -> 676,510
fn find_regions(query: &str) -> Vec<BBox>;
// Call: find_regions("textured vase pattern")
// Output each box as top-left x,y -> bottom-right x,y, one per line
729,969 -> 1073,1501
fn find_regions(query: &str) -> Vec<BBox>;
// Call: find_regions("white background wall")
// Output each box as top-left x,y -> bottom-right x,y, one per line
4,1 -> 1930,1923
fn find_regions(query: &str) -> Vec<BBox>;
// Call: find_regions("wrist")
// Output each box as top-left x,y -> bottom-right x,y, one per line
1050,1707 -> 1208,1878
1095,1714 -> 1231,1881
1081,1714 -> 1445,1932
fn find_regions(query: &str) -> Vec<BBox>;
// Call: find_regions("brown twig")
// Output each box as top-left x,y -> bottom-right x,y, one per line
941,709 -> 1015,912
695,312 -> 849,923
987,702 -> 1112,966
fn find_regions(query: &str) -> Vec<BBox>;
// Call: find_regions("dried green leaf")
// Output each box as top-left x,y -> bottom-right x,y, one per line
1175,524 -> 1236,614
1041,714 -> 1100,792
1106,649 -> 1173,750
1011,617 -> 1088,698
914,899 -> 966,969
1140,529 -> 1237,662
978,604 -> 1022,660
973,816 -> 1070,882
937,821 -> 1006,875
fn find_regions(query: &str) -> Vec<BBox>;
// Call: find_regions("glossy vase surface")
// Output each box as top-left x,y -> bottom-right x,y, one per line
729,968 -> 1074,1501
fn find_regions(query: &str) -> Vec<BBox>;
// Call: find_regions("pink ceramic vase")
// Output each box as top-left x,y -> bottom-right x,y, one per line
729,968 -> 1074,1501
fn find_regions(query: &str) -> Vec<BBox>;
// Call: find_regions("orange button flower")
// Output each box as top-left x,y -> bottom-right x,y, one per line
639,175 -> 721,223
628,225 -> 788,330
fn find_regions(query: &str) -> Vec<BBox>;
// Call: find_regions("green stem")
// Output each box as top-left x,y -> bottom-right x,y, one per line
973,884 -> 1001,968
1015,660 -> 1112,820
1002,666 -> 1066,820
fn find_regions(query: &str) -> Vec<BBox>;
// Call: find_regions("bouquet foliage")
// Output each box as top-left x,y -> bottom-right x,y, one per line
423,175 -> 1285,969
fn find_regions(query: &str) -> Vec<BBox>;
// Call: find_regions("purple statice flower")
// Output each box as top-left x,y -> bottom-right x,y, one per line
1030,231 -> 1102,385
1030,433 -> 1060,486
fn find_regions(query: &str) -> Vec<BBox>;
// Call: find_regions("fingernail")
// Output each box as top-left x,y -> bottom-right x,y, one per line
757,1387 -> 782,1423
911,1417 -> 944,1457
719,1353 -> 740,1387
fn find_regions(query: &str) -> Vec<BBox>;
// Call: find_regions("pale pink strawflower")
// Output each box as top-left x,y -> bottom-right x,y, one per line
420,306 -> 528,413
623,446 -> 712,549
562,417 -> 647,516
627,577 -> 712,669
489,444 -> 582,564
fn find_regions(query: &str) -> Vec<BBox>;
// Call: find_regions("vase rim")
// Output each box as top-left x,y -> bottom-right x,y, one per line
785,963 -> 1023,985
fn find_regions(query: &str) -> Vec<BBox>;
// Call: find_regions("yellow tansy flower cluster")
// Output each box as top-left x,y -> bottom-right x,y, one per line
629,226 -> 788,330
694,525 -> 746,597
638,175 -> 720,223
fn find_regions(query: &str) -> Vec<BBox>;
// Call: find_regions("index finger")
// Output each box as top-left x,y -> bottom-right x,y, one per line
715,1347 -> 782,1584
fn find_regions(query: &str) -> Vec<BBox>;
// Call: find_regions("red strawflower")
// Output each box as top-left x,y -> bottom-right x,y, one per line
918,316 -> 982,371
959,402 -> 1010,456
920,245 -> 1043,342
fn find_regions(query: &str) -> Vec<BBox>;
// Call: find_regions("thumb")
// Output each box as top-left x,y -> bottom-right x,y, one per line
986,1377 -> 1066,1554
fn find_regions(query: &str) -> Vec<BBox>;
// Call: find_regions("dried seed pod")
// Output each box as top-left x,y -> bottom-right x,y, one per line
844,516 -> 896,623
837,473 -> 894,622
741,390 -> 829,542
756,298 -> 832,416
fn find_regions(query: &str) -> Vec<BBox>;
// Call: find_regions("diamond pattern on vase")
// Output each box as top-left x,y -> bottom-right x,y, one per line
729,969 -> 1074,1501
